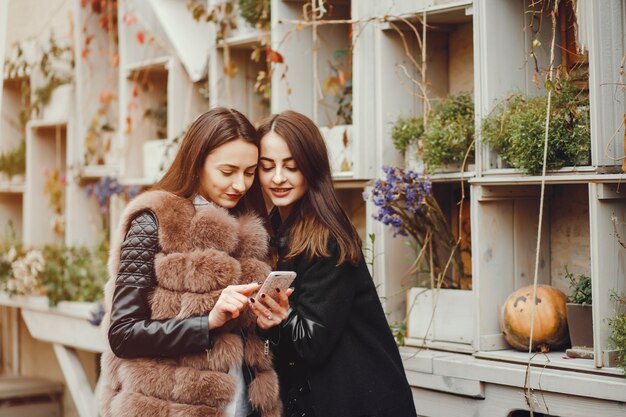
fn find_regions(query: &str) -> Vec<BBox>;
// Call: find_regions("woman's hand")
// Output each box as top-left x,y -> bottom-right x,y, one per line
250,287 -> 294,330
208,283 -> 261,330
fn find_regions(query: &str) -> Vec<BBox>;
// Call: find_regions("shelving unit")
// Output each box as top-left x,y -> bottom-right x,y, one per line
2,1 -> 626,415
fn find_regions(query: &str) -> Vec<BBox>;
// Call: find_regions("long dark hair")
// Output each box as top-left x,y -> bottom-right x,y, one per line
154,107 -> 266,219
257,111 -> 361,265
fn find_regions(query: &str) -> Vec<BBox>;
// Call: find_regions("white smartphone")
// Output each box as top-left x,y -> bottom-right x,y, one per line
257,271 -> 297,296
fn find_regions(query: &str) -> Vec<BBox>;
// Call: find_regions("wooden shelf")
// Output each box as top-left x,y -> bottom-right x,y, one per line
474,349 -> 624,377
0,181 -> 25,193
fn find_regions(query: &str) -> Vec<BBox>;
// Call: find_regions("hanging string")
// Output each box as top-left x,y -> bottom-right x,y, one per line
525,1 -> 559,415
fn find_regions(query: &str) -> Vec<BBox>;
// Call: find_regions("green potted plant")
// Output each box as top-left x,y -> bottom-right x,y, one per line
565,268 -> 593,349
391,116 -> 424,173
608,292 -> 626,376
0,140 -> 26,182
423,92 -> 475,173
481,78 -> 590,175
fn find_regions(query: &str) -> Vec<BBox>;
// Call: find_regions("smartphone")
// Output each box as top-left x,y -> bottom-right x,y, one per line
257,271 -> 297,296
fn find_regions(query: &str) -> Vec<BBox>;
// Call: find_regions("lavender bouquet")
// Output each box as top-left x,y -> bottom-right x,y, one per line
364,166 -> 465,288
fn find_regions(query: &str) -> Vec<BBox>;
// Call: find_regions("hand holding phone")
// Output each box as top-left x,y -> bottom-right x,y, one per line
257,271 -> 296,297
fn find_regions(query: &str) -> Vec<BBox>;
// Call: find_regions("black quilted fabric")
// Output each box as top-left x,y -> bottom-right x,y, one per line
117,211 -> 159,286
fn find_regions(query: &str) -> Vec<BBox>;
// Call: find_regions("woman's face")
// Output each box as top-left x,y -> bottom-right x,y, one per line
198,137 -> 258,209
259,131 -> 308,218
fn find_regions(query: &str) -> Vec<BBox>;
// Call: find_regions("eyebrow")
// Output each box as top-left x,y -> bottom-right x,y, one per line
259,156 -> 295,163
219,163 -> 258,170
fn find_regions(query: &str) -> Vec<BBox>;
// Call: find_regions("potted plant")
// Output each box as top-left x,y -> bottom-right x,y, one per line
608,292 -> 626,376
481,77 -> 590,174
423,93 -> 475,173
565,268 -> 593,349
0,140 -> 26,183
391,115 -> 424,173
364,166 -> 473,346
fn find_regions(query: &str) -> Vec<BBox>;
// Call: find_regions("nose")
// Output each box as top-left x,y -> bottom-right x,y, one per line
272,167 -> 286,184
232,174 -> 246,193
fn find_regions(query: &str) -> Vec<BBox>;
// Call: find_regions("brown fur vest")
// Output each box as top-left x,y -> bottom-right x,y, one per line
99,191 -> 281,417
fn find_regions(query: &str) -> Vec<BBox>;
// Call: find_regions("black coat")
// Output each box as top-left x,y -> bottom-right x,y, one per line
262,213 -> 417,417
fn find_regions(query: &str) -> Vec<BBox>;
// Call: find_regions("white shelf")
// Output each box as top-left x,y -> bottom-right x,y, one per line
78,165 -> 119,181
472,172 -> 626,185
474,349 -> 624,377
123,56 -> 171,74
218,33 -> 262,49
0,181 -> 25,193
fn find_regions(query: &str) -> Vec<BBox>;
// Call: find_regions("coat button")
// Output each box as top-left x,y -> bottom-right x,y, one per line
289,361 -> 295,367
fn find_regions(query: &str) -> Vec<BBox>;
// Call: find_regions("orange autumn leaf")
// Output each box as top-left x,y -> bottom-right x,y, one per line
82,48 -> 90,60
112,53 -> 119,66
266,48 -> 284,63
136,31 -> 145,44
132,85 -> 139,97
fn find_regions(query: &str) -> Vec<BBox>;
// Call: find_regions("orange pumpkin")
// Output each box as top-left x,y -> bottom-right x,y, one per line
500,285 -> 570,352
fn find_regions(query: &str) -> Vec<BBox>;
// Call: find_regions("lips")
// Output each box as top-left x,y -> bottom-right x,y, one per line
226,193 -> 242,200
270,188 -> 292,198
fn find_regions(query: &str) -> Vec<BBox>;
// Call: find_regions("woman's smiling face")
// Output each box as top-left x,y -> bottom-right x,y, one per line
198,137 -> 258,209
258,131 -> 309,218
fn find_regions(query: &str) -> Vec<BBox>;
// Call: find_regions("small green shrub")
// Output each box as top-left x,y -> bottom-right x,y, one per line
391,116 -> 424,156
40,241 -> 109,306
565,267 -> 592,305
238,0 -> 270,29
0,140 -> 26,178
481,79 -> 590,175
608,292 -> 626,376
423,93 -> 475,170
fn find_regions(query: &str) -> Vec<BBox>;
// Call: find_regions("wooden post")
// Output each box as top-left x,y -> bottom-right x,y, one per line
622,114 -> 626,173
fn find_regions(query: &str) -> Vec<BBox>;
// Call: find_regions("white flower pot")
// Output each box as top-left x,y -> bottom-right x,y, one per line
143,139 -> 174,182
319,124 -> 353,177
406,287 -> 474,345
405,142 -> 425,173
42,84 -> 73,122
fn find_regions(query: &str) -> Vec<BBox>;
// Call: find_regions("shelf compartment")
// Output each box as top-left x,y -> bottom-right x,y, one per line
378,6 -> 474,176
24,122 -> 68,246
209,41 -> 270,125
472,183 -> 614,372
405,182 -> 473,349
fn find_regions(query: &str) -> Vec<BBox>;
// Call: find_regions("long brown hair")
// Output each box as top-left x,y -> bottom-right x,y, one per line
257,111 -> 361,265
154,107 -> 266,219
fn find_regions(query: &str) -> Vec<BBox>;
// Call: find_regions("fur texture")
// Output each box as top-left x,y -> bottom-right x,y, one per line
100,191 -> 281,416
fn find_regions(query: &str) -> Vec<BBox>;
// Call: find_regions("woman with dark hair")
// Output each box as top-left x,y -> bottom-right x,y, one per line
99,107 -> 282,417
249,110 -> 417,417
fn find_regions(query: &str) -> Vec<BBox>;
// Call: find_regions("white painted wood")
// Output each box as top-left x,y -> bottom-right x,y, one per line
52,344 -> 98,417
425,349 -> 626,402
473,187 -> 514,351
589,182 -> 626,368
407,287 -> 474,345
23,122 -> 68,246
587,0 -> 625,168
0,0 -> 8,109
475,349 -> 623,376
411,381 -> 626,417
150,0 -> 210,82
20,305 -> 106,353
513,198 -> 550,288
405,370 -> 485,399
271,0 -> 314,116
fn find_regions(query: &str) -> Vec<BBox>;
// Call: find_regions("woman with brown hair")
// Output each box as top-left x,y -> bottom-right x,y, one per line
249,110 -> 416,417
99,107 -> 282,417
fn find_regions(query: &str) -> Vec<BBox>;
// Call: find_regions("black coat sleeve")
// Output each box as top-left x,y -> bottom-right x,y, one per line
279,242 -> 356,366
107,211 -> 211,358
